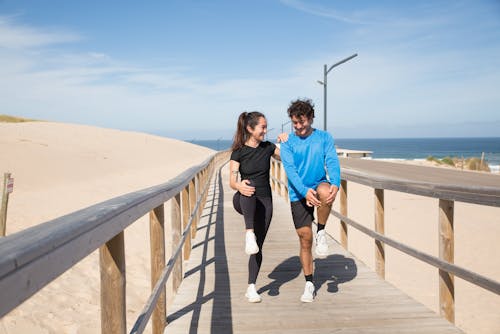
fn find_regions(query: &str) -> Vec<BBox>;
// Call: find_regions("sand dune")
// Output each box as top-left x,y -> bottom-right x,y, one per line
0,121 -> 214,333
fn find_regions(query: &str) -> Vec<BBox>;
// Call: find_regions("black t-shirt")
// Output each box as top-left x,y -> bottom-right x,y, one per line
230,141 -> 276,197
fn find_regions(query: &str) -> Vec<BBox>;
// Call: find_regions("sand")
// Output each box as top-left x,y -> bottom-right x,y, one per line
1,121 -> 498,333
0,121 -> 214,334
328,175 -> 500,334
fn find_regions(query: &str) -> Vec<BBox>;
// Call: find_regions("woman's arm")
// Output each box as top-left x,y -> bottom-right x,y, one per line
229,160 -> 255,196
229,160 -> 240,191
272,146 -> 280,159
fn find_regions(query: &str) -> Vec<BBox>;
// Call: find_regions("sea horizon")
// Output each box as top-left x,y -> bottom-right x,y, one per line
185,137 -> 500,173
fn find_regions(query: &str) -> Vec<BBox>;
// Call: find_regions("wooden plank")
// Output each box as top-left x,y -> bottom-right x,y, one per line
150,205 -> 166,334
374,188 -> 385,279
164,165 -> 464,333
170,194 -> 182,296
439,199 -> 455,323
100,232 -> 126,334
340,179 -> 348,248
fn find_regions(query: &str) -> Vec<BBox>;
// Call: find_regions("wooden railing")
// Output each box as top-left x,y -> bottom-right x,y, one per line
0,151 -> 229,334
270,157 -> 500,324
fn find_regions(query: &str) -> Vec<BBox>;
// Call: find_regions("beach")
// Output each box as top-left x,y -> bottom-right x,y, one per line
1,121 -> 499,333
0,121 -> 214,333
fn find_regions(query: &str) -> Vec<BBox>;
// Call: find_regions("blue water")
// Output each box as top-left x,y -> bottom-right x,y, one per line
187,137 -> 500,170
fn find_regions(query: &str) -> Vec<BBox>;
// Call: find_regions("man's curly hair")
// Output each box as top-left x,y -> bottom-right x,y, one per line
287,98 -> 315,120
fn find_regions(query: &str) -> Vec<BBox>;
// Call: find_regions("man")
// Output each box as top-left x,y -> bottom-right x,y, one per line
280,98 -> 340,303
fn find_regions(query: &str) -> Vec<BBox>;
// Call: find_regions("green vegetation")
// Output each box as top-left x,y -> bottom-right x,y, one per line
426,156 -> 442,164
0,114 -> 38,123
425,155 -> 490,172
440,156 -> 455,166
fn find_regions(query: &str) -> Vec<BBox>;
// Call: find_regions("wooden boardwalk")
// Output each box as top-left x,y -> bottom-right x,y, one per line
164,164 -> 464,333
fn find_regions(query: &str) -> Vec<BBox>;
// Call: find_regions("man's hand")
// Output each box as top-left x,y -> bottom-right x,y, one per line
276,132 -> 289,143
305,188 -> 321,207
325,185 -> 338,204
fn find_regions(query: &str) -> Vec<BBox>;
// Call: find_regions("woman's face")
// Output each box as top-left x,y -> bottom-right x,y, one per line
247,117 -> 268,142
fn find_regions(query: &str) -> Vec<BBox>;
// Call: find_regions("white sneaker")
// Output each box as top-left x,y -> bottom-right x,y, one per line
315,230 -> 328,258
245,284 -> 262,303
300,281 -> 315,303
245,231 -> 259,255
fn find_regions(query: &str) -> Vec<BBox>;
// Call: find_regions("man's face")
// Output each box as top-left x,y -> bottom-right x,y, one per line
291,115 -> 313,137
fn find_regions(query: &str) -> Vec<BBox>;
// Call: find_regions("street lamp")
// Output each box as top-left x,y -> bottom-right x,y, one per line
317,53 -> 358,132
281,120 -> 292,133
265,128 -> 275,141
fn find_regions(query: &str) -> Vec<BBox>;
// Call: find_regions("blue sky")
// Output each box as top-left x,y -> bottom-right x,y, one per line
1,1 -> 499,139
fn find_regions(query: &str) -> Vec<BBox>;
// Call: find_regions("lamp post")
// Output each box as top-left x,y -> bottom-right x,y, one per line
281,120 -> 292,133
317,53 -> 357,132
265,128 -> 275,141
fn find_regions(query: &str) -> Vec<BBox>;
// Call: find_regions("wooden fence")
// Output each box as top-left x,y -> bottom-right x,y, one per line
270,157 -> 500,324
0,151 -> 229,334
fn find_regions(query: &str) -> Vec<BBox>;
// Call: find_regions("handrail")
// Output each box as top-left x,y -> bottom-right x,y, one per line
129,160 -> 217,334
340,167 -> 500,207
270,157 -> 500,324
0,150 -> 230,334
329,210 -> 500,295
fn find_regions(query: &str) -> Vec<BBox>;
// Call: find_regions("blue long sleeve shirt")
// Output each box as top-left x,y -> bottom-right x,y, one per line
280,129 -> 341,202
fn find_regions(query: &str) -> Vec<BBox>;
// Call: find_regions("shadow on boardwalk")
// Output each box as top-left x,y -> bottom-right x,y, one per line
167,168 -> 233,333
258,255 -> 357,297
164,164 -> 464,333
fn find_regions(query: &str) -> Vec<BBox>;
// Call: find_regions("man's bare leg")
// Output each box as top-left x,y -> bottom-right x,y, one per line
316,182 -> 333,227
297,224 -> 315,302
296,225 -> 313,275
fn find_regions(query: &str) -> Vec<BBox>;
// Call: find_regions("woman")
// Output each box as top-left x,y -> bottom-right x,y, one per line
230,111 -> 280,303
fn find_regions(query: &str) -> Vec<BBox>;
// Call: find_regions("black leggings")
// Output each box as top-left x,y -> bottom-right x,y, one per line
233,192 -> 273,284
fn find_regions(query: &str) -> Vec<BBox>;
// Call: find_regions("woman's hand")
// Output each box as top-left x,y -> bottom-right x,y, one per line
238,179 -> 255,197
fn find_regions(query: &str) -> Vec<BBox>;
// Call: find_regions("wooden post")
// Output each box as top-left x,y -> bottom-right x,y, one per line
149,205 -> 166,333
281,163 -> 287,198
196,172 -> 201,217
181,185 -> 191,260
1,173 -> 12,237
189,178 -> 197,239
340,180 -> 348,249
374,188 -> 385,279
282,163 -> 289,202
439,199 -> 455,323
271,160 -> 276,191
100,232 -> 126,334
276,161 -> 282,196
171,194 -> 183,294
202,169 -> 208,212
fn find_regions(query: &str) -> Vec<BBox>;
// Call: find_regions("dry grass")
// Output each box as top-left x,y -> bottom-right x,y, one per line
0,114 -> 38,123
461,157 -> 491,172
426,155 -> 490,172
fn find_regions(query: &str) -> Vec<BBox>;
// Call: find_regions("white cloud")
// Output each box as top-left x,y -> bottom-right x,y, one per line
0,8 -> 499,140
0,16 -> 80,49
279,0 -> 370,24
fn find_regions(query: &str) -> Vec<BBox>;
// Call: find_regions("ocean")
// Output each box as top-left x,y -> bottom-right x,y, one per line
187,137 -> 500,173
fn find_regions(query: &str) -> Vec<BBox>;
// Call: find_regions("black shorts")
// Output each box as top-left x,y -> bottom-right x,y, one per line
290,198 -> 314,229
